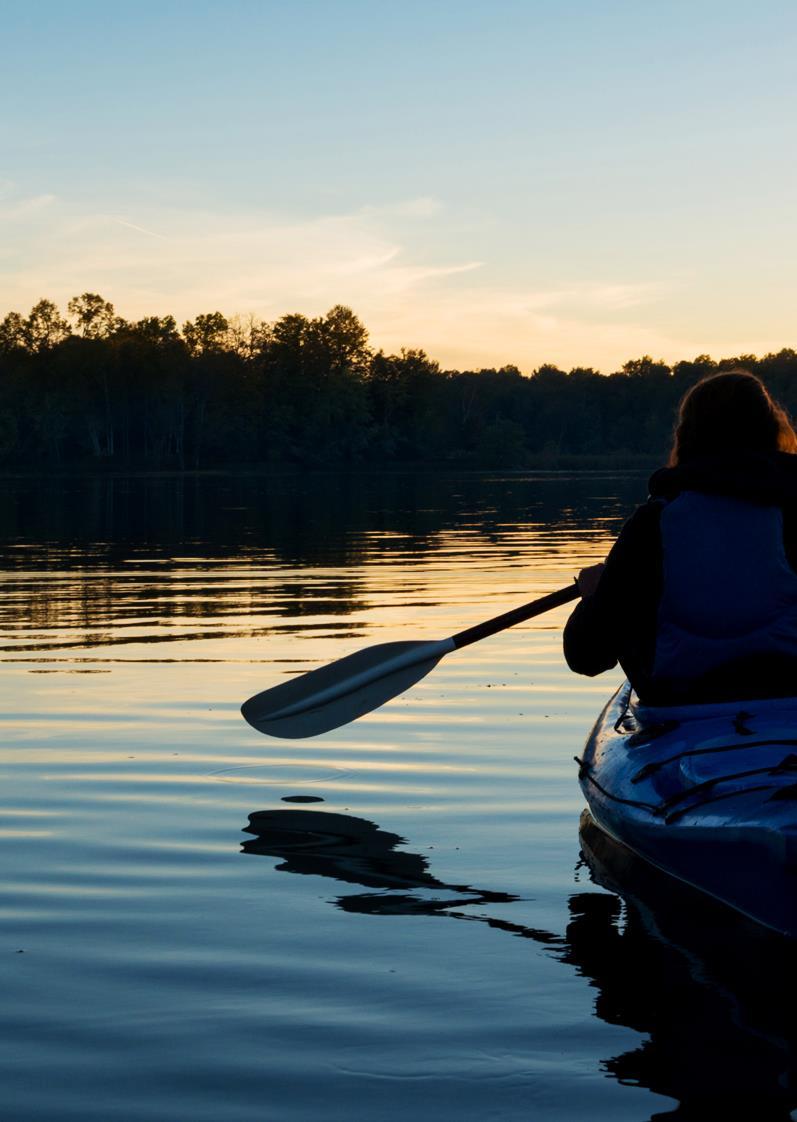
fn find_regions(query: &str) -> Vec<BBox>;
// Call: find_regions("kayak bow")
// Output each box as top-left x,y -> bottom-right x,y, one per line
578,682 -> 797,938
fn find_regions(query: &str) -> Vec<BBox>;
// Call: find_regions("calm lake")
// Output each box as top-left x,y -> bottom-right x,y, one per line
0,471 -> 793,1122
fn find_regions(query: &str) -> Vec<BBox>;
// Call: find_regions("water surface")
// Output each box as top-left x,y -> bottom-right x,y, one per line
0,471 -> 793,1121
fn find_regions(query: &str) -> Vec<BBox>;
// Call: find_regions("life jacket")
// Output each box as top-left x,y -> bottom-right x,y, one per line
652,491 -> 797,688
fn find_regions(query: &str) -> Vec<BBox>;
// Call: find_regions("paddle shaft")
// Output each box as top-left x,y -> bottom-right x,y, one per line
450,582 -> 580,650
242,580 -> 582,737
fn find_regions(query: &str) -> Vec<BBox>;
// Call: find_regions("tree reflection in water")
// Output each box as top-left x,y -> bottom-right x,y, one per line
0,470 -> 639,653
242,807 -> 796,1121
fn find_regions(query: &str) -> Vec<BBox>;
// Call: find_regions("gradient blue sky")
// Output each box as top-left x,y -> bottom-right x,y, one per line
2,0 -> 796,370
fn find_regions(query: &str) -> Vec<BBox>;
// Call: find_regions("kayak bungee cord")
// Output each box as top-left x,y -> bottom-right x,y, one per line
663,785 -> 785,825
576,751 -> 797,822
631,738 -> 797,784
655,756 -> 797,813
573,758 -> 660,812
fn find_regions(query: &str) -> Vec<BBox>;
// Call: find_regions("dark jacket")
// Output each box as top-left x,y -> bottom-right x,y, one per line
563,452 -> 797,704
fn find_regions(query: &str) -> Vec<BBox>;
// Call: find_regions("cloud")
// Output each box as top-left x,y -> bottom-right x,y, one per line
0,192 -> 57,221
110,217 -> 169,240
0,187 -> 785,371
584,283 -> 664,310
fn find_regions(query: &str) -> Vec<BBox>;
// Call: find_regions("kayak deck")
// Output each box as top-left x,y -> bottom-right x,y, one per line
578,683 -> 797,937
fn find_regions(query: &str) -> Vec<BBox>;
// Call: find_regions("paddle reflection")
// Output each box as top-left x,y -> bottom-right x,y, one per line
242,807 -> 796,1120
241,809 -> 521,916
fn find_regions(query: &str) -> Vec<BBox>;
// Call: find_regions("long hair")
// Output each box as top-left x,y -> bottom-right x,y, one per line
669,370 -> 797,466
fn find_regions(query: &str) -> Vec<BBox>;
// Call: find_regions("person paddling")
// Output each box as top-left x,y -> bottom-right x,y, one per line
565,370 -> 797,705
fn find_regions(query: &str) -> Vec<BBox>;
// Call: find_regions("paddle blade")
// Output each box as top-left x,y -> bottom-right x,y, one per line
241,639 -> 454,739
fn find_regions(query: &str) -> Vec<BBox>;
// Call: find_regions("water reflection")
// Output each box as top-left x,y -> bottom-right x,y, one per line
0,471 -> 639,566
577,814 -> 796,1121
241,809 -> 520,915
0,471 -> 640,655
243,807 -> 796,1120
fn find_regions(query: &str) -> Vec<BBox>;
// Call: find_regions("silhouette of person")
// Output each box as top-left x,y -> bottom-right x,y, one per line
566,371 -> 797,707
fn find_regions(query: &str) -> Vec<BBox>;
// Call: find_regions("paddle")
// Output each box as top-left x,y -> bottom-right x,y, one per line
241,581 -> 580,739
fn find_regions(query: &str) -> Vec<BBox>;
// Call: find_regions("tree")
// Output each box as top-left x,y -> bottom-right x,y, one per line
717,354 -> 759,373
0,312 -> 26,353
367,349 -> 446,459
621,356 -> 671,381
0,294 -> 793,468
672,354 -> 717,386
533,363 -> 567,382
315,305 -> 370,377
129,315 -> 182,345
182,312 -> 230,356
226,313 -> 270,360
476,416 -> 528,467
67,293 -> 117,339
23,299 -> 70,352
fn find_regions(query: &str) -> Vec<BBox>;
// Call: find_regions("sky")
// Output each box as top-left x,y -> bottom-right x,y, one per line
1,0 -> 796,372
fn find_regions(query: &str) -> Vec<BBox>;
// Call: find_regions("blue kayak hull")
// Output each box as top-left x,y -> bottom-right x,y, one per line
579,683 -> 797,938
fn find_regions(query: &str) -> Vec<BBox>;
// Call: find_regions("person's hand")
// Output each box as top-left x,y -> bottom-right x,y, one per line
576,562 -> 605,599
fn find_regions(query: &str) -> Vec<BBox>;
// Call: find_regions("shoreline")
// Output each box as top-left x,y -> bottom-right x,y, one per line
0,455 -> 659,479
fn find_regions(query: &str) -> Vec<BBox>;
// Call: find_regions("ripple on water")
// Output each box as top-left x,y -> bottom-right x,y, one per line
208,764 -> 354,786
0,472 -> 766,1122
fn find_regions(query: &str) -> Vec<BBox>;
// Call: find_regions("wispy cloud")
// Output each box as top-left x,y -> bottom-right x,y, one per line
0,187 -> 779,371
0,191 -> 57,221
109,217 -> 169,240
584,283 -> 664,310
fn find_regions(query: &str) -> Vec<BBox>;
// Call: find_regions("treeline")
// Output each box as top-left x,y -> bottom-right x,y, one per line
2,294 -> 797,469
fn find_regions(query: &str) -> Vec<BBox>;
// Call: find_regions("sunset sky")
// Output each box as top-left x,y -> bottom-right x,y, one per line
2,0 -> 796,371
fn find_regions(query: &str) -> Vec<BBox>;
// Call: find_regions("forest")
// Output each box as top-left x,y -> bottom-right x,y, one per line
2,294 -> 797,470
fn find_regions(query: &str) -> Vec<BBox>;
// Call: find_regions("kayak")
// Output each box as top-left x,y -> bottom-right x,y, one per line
577,681 -> 797,938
